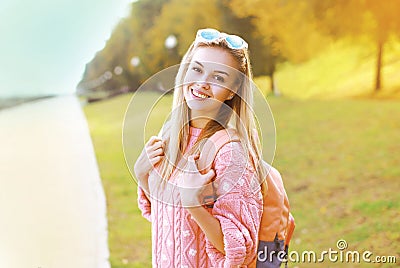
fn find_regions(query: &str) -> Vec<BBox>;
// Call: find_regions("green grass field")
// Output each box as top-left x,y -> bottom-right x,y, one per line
84,91 -> 399,267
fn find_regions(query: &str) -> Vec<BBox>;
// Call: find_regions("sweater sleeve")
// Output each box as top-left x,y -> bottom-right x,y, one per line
137,186 -> 152,222
205,142 -> 263,267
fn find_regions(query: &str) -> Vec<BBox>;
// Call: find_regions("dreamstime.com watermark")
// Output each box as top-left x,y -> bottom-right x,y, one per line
258,239 -> 397,264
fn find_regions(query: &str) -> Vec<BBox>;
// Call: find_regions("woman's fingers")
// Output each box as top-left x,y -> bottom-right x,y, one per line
151,139 -> 163,147
144,136 -> 164,158
147,147 -> 164,158
147,140 -> 163,153
184,155 -> 215,185
149,155 -> 163,165
135,137 -> 165,179
186,155 -> 199,172
195,168 -> 215,186
204,169 -> 215,183
146,136 -> 162,146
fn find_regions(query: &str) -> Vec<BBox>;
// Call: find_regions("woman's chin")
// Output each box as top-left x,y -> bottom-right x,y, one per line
186,101 -> 209,112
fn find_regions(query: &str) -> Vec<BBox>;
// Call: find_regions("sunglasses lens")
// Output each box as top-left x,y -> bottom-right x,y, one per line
197,29 -> 248,49
199,29 -> 220,41
226,35 -> 246,49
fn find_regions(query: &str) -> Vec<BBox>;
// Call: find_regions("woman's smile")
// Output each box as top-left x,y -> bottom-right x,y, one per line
183,47 -> 240,120
191,86 -> 211,99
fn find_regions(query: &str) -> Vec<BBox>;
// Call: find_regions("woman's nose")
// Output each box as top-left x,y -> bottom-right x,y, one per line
195,76 -> 211,89
199,74 -> 212,89
197,81 -> 210,90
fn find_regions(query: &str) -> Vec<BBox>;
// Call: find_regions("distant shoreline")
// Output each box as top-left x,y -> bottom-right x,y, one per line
0,96 -> 55,111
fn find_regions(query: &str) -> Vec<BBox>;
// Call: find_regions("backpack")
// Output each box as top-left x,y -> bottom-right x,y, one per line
197,128 -> 295,268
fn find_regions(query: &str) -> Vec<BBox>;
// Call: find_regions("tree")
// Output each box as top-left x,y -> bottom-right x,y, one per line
77,0 -> 171,97
314,0 -> 400,91
228,0 -> 330,95
229,0 -> 400,92
125,0 -> 173,80
78,0 -> 303,98
217,0 -> 281,79
143,0 -> 222,73
77,17 -> 137,98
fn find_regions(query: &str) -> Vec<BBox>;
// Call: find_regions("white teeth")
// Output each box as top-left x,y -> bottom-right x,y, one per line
192,89 -> 209,99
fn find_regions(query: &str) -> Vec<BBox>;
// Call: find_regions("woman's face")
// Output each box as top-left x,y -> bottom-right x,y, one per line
183,46 -> 241,118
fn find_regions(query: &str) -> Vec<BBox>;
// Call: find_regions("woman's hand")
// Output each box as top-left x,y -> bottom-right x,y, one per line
178,155 -> 225,253
177,155 -> 215,207
134,136 -> 164,185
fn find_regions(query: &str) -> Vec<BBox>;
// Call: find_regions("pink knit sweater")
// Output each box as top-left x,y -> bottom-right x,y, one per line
138,127 -> 263,267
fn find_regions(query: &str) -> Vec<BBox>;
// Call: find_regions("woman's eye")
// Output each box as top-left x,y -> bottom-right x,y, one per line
214,75 -> 225,82
192,67 -> 202,73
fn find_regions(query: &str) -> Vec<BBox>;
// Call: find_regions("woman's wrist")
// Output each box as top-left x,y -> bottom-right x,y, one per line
180,193 -> 201,208
185,205 -> 226,254
136,171 -> 150,190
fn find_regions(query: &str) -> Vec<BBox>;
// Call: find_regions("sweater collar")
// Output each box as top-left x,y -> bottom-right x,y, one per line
189,126 -> 202,137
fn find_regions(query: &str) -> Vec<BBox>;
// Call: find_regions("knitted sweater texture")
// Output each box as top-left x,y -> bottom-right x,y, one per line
138,127 -> 262,267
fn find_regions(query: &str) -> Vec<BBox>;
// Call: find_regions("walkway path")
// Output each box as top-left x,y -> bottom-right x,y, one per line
0,95 -> 110,268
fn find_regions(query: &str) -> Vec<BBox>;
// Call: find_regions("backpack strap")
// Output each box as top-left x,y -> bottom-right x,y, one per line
197,128 -> 240,174
196,129 -> 240,208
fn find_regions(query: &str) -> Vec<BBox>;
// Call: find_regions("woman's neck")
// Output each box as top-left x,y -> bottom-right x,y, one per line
189,110 -> 218,128
189,118 -> 209,128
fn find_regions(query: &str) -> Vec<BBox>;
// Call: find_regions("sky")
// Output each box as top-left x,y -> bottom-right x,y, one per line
0,0 -> 133,98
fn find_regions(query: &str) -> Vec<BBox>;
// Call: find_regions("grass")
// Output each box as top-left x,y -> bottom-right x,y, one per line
84,92 -> 400,267
83,94 -> 152,267
266,97 -> 400,267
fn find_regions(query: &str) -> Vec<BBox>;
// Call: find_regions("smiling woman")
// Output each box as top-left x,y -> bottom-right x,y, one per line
133,28 -> 265,267
0,0 -> 132,98
183,48 -> 240,128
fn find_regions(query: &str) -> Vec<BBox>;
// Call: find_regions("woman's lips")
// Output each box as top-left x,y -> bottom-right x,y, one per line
191,87 -> 210,99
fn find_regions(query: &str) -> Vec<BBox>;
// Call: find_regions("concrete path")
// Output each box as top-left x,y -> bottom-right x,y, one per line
0,95 -> 110,268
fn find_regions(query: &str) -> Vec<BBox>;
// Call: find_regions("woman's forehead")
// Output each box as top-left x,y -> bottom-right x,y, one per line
191,46 -> 240,73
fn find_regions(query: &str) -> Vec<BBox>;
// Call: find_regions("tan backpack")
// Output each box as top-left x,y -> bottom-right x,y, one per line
197,128 -> 295,267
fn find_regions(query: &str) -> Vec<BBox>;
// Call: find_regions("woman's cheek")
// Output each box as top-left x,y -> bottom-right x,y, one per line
183,71 -> 198,85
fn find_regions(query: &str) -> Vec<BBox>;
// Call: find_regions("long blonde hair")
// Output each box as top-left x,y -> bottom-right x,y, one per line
157,32 -> 265,182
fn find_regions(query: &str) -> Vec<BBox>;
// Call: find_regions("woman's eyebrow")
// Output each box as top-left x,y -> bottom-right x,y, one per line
214,70 -> 229,76
194,60 -> 230,76
194,61 -> 204,67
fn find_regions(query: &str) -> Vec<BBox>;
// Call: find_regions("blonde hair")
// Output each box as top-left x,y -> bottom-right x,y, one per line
157,32 -> 265,183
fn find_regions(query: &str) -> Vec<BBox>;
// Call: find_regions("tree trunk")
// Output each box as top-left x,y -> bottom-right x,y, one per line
270,69 -> 281,96
270,71 -> 275,95
374,39 -> 383,92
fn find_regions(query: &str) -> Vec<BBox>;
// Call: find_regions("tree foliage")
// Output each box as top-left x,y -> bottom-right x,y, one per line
143,0 -> 222,73
229,0 -> 332,63
77,0 -> 400,98
78,0 -> 171,98
78,0 -> 281,98
310,0 -> 400,90
229,0 -> 400,91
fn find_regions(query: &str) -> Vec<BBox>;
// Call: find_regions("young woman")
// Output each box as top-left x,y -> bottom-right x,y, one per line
134,28 -> 265,267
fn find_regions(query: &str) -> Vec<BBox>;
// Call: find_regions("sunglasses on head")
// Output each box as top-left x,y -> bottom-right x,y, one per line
195,28 -> 248,50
